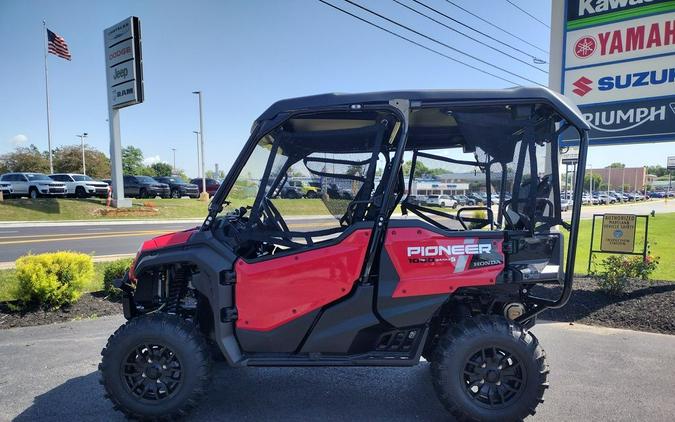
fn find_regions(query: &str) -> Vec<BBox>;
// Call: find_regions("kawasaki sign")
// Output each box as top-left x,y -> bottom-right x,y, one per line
550,0 -> 675,145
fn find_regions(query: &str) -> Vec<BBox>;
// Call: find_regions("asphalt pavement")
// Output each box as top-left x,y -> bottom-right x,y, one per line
0,316 -> 673,421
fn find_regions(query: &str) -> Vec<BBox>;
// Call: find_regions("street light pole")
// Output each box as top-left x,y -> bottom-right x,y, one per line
192,91 -> 207,199
76,133 -> 88,175
193,130 -> 201,186
171,148 -> 176,174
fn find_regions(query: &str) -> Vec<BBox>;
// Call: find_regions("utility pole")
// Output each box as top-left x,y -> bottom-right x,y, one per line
193,91 -> 207,200
76,133 -> 88,175
193,131 -> 201,184
171,148 -> 176,174
621,166 -> 625,200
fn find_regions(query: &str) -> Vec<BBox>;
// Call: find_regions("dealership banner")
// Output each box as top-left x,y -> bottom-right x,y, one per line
550,0 -> 675,145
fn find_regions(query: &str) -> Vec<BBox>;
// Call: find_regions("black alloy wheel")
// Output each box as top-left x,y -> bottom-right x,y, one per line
122,342 -> 183,402
100,314 -> 212,420
76,186 -> 87,198
430,316 -> 549,422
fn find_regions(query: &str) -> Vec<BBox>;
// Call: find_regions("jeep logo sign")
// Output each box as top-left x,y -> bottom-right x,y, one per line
551,0 -> 675,145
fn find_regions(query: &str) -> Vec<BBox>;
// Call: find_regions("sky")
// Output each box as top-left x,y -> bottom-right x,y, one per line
1,0 -> 673,178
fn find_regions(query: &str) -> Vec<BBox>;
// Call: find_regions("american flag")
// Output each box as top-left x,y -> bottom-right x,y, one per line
47,29 -> 71,61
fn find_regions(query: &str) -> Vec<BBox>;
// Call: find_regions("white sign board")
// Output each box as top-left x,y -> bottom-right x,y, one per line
668,155 -> 675,170
550,0 -> 675,146
104,17 -> 143,109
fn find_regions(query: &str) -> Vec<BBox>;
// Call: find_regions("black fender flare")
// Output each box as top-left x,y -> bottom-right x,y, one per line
133,234 -> 244,366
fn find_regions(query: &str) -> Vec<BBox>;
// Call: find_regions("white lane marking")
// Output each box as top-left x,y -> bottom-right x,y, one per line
84,228 -> 111,231
0,230 -> 19,234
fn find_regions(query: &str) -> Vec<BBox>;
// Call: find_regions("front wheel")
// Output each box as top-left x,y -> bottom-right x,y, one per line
99,314 -> 212,420
171,189 -> 180,199
430,316 -> 549,422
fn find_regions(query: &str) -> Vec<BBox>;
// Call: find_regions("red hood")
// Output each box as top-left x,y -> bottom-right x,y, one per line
140,228 -> 197,252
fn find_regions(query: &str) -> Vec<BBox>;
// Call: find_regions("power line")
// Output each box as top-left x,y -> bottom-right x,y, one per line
317,0 -> 521,85
504,0 -> 550,29
339,0 -> 545,86
395,0 -> 548,71
445,1 -> 548,55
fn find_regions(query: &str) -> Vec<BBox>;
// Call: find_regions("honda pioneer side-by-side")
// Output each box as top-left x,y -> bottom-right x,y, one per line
101,88 -> 589,421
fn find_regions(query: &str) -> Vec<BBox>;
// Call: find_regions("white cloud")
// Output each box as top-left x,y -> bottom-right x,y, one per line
142,155 -> 163,166
9,134 -> 28,146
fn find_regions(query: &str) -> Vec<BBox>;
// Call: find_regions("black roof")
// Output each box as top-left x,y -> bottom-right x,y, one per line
257,87 -> 589,130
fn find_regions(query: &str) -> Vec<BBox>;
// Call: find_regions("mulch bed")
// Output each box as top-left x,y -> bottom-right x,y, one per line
0,292 -> 122,329
1,279 -> 673,334
536,278 -> 675,335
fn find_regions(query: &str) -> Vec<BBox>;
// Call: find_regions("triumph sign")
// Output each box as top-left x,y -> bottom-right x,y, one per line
104,17 -> 144,109
550,0 -> 675,145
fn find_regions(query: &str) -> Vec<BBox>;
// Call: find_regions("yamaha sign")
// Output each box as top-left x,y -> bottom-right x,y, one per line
550,0 -> 675,145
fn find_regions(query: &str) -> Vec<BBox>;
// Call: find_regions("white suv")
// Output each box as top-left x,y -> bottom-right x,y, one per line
426,194 -> 458,208
0,172 -> 66,199
49,173 -> 110,198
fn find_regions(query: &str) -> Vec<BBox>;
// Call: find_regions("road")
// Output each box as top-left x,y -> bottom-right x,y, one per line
0,316 -> 673,421
0,200 -> 672,264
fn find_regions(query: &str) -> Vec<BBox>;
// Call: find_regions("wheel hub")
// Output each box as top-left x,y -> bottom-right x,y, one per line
462,346 -> 525,409
122,343 -> 183,402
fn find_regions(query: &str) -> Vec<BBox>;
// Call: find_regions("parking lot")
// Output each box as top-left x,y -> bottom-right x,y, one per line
1,316 -> 673,421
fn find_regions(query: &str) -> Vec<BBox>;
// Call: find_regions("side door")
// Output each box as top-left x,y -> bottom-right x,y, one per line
13,174 -> 29,195
376,221 -> 505,328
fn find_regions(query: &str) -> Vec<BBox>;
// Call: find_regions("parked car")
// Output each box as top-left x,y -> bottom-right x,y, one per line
48,173 -> 110,198
452,194 -> 476,206
190,178 -> 221,197
154,176 -> 200,199
279,186 -> 303,199
426,194 -> 458,208
326,183 -> 353,200
0,172 -> 66,199
466,192 -> 484,205
123,175 -> 170,198
0,181 -> 12,197
287,180 -> 322,198
560,198 -> 573,212
405,194 -> 428,205
596,193 -> 615,204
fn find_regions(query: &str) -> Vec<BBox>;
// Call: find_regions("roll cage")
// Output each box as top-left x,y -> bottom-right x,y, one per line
204,89 -> 590,323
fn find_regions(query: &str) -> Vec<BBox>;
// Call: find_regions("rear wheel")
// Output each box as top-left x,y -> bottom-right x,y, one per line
306,190 -> 318,199
99,314 -> 212,420
139,188 -> 148,199
430,316 -> 548,422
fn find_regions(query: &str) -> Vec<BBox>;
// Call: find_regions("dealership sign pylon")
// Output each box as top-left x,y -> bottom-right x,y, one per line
549,0 -> 675,146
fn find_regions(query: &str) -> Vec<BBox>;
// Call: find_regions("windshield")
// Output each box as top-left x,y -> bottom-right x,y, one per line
163,177 -> 184,184
136,176 -> 158,183
72,175 -> 94,181
28,174 -> 51,181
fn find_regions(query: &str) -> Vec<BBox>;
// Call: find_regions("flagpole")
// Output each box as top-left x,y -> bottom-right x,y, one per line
43,20 -> 54,173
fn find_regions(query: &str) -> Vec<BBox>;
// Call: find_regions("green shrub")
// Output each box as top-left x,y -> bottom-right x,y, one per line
591,254 -> 660,296
103,258 -> 133,299
15,252 -> 94,309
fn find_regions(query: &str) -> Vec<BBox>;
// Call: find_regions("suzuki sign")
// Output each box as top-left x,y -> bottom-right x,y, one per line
550,0 -> 675,145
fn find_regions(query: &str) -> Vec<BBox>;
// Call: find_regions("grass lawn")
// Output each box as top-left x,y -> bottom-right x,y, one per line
0,197 -> 336,221
0,262 -> 107,302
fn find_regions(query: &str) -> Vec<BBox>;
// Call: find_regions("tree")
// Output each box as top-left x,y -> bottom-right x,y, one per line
402,160 -> 448,178
151,162 -> 173,177
53,144 -> 111,179
0,145 -> 50,173
584,173 -> 603,191
607,162 -> 625,168
122,146 -> 144,175
205,169 -> 225,179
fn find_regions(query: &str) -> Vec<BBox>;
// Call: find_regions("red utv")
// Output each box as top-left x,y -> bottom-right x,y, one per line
100,88 -> 589,421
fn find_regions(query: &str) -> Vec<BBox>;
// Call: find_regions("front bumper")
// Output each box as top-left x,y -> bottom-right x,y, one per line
148,187 -> 171,198
39,186 -> 67,195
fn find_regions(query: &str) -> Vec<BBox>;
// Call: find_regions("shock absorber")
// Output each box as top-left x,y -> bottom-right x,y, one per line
166,266 -> 187,314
